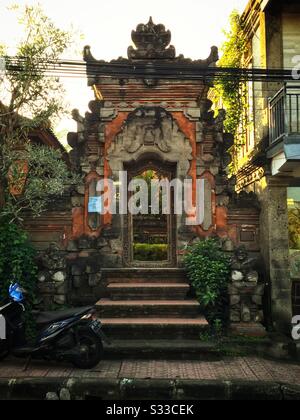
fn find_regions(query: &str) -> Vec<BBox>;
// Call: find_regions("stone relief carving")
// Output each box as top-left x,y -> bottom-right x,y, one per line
107,107 -> 193,176
121,117 -> 172,154
228,246 -> 266,337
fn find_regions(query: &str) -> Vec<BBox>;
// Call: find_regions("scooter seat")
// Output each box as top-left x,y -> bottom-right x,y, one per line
35,306 -> 94,326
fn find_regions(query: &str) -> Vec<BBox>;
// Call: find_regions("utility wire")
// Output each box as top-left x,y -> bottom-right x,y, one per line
2,56 -> 300,82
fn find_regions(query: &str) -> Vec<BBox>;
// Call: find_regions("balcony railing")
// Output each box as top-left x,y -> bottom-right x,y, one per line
269,84 -> 300,144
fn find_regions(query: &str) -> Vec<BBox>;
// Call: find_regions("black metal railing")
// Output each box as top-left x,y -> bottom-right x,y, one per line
269,84 -> 300,144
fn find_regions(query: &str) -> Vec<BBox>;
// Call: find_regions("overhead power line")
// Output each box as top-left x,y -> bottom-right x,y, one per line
2,56 -> 300,83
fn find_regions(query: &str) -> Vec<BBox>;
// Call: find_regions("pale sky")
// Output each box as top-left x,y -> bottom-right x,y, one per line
0,0 -> 249,143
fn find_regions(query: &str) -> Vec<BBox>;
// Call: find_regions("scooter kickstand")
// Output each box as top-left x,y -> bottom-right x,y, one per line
23,355 -> 32,371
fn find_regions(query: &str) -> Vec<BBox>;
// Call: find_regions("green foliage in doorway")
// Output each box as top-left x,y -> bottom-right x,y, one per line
133,243 -> 168,261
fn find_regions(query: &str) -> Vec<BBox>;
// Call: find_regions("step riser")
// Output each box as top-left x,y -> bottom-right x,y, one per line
102,325 -> 208,339
109,291 -> 188,300
98,306 -> 200,318
102,269 -> 186,277
107,278 -> 187,284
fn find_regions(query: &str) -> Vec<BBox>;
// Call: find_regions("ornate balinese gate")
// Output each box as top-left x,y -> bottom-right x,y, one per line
49,17 -> 261,306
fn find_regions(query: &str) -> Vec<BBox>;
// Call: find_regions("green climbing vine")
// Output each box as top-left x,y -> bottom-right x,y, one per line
213,11 -> 249,174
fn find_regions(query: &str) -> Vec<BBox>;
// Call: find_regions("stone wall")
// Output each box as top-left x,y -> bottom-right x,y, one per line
259,179 -> 292,332
236,169 -> 293,333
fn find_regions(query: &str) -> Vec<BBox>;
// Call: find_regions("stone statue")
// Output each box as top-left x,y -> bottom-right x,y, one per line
214,109 -> 226,133
228,246 -> 266,337
40,243 -> 66,271
37,243 -> 68,308
231,245 -> 259,285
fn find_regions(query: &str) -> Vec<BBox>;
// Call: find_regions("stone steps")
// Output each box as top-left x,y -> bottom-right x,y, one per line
101,317 -> 209,339
107,283 -> 190,300
107,277 -> 186,284
102,268 -> 188,284
102,268 -> 187,275
97,268 -> 209,352
96,299 -> 200,318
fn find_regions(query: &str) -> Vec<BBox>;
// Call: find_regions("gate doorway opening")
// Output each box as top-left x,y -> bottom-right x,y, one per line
124,158 -> 177,267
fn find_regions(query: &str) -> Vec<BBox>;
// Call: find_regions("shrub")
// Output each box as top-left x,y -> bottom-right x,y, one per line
0,221 -> 38,338
133,243 -> 168,261
183,239 -> 231,325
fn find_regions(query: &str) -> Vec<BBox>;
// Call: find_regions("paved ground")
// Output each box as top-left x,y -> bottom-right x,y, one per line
0,357 -> 299,385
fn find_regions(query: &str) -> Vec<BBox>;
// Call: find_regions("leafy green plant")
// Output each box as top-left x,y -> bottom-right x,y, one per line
213,318 -> 223,336
183,239 -> 231,325
0,5 -> 79,223
1,144 -> 79,222
0,221 -> 38,339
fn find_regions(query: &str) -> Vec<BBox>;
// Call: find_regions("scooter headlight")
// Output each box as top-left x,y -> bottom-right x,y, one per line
81,310 -> 97,321
81,314 -> 92,320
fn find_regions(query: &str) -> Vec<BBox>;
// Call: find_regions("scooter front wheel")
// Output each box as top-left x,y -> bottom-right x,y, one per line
72,328 -> 104,369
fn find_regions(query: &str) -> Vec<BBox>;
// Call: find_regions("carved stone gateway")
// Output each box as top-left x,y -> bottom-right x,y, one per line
34,17 -> 262,306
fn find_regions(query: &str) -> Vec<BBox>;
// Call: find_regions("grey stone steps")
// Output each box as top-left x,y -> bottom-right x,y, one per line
107,283 -> 190,300
96,298 -> 201,318
101,268 -> 187,276
102,268 -> 188,284
107,277 -> 187,284
101,316 -> 209,339
100,268 -> 209,342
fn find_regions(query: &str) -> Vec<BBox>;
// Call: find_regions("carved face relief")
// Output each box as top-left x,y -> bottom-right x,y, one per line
107,108 -> 193,176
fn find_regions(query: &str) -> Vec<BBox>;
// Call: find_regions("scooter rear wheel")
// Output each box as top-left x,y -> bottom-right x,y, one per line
72,328 -> 104,369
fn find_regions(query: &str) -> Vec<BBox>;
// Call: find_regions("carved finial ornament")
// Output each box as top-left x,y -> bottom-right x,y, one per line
128,17 -> 176,60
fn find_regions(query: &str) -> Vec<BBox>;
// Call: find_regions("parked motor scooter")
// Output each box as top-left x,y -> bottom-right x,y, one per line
0,283 -> 108,369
